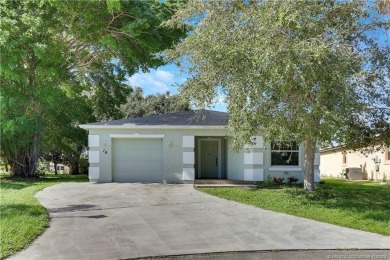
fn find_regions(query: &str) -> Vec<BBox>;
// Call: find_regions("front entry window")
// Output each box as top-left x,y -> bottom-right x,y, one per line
271,141 -> 299,166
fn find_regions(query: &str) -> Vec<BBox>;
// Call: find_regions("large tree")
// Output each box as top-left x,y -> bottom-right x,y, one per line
121,87 -> 190,118
0,0 -> 186,177
40,84 -> 94,175
166,0 -> 389,190
339,1 -> 390,153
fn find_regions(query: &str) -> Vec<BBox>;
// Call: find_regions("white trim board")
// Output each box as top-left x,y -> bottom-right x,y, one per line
244,169 -> 264,181
88,151 -> 100,163
81,125 -> 226,130
182,136 -> 195,148
244,136 -> 264,149
269,167 -> 303,172
89,167 -> 100,180
197,138 -> 222,179
182,168 -> 195,180
244,152 -> 264,165
109,134 -> 165,139
183,152 -> 195,164
88,135 -> 100,147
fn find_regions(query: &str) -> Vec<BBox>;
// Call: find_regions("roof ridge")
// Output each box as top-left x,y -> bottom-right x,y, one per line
80,109 -> 229,127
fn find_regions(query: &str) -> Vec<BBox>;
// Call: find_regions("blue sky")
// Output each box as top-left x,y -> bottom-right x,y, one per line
127,63 -> 228,112
127,2 -> 389,114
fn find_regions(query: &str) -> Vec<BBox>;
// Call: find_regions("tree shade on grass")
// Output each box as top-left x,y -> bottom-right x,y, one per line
200,178 -> 390,236
0,174 -> 88,259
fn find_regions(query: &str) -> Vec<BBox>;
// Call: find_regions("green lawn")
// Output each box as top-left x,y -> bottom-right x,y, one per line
200,178 -> 390,236
0,174 -> 88,259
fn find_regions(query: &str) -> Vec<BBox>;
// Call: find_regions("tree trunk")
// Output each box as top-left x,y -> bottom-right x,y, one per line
54,162 -> 58,175
69,155 -> 80,175
303,136 -> 315,191
10,134 -> 39,178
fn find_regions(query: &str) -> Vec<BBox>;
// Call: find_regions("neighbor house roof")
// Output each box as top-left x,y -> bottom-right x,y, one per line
319,146 -> 345,153
79,110 -> 228,129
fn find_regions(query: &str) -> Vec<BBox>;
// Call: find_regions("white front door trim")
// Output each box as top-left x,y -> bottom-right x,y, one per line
197,138 -> 222,179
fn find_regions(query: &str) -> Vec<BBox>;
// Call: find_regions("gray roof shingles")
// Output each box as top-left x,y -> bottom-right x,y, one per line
84,110 -> 228,126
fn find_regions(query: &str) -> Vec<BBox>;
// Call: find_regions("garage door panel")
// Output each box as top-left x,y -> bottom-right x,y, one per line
112,139 -> 163,183
114,162 -> 162,183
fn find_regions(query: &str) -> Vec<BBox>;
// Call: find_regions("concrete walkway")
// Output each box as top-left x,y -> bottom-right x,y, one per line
12,183 -> 389,260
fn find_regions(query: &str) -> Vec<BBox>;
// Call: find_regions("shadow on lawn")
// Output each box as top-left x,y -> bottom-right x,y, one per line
0,203 -> 47,218
37,174 -> 88,183
324,191 -> 390,222
0,175 -> 88,190
286,181 -> 390,225
0,181 -> 31,190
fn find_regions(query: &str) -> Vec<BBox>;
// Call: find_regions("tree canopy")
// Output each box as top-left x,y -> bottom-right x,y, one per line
121,87 -> 190,118
0,0 -> 186,177
166,0 -> 390,190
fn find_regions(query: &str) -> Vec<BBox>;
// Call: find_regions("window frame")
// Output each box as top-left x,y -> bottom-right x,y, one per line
270,141 -> 300,167
385,146 -> 390,165
342,151 -> 347,166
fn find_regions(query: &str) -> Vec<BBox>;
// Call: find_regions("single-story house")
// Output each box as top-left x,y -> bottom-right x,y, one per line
80,110 -> 320,183
320,145 -> 390,181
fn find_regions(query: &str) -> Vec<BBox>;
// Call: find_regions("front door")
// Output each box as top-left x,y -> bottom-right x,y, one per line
200,140 -> 219,178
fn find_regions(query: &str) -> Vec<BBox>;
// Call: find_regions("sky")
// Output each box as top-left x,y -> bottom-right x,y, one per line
126,2 -> 389,114
127,63 -> 228,112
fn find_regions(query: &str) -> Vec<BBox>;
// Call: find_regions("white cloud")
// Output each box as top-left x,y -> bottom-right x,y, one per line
127,69 -> 175,94
155,70 -> 174,83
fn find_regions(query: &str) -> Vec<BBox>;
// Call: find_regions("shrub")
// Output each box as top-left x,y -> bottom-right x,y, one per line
272,177 -> 284,185
287,176 -> 299,184
34,165 -> 46,178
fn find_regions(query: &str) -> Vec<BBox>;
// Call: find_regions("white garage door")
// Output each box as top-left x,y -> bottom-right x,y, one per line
112,139 -> 163,183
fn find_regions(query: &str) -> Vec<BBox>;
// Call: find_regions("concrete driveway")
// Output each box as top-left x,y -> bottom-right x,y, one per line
12,183 -> 389,260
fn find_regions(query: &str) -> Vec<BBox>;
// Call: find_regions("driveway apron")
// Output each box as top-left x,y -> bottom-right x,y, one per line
12,183 -> 390,260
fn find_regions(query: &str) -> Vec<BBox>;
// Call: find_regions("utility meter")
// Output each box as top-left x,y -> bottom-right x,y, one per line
372,155 -> 381,172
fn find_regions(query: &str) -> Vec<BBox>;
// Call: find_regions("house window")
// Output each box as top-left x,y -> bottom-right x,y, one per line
385,146 -> 390,164
271,141 -> 299,166
342,151 -> 347,165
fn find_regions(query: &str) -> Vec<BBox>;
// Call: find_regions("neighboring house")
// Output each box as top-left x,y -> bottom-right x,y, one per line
80,110 -> 320,183
49,163 -> 70,174
320,146 -> 390,181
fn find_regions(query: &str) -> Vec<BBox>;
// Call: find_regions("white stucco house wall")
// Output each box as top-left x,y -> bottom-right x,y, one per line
320,146 -> 390,181
80,110 -> 320,183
